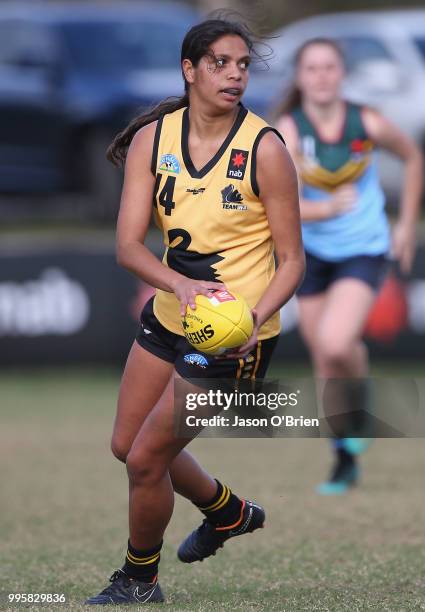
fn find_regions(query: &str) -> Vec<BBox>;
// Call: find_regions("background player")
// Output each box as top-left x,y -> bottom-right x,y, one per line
85,18 -> 304,605
274,38 -> 422,494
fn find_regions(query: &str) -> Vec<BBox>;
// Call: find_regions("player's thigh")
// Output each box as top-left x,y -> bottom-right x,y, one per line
112,341 -> 174,459
127,372 -> 195,477
297,292 -> 327,352
296,251 -> 331,352
318,278 -> 375,348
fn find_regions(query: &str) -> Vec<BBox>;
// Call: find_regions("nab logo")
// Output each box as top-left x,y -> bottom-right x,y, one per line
226,148 -> 249,180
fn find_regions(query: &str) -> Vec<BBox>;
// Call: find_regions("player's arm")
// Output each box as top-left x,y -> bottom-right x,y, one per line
253,131 -> 305,329
227,131 -> 305,358
226,130 -> 305,357
276,115 -> 356,221
361,107 -> 424,273
116,122 -> 181,290
116,123 -> 224,313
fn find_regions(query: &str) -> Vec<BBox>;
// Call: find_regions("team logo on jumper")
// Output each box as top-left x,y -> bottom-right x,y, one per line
226,148 -> 249,180
184,353 -> 208,368
159,153 -> 181,174
221,184 -> 247,210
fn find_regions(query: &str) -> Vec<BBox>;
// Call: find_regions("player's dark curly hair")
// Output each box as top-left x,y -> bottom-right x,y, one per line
108,16 -> 267,166
270,37 -> 345,122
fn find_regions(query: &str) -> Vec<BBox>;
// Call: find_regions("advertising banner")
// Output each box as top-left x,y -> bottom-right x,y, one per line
1,246 -> 424,364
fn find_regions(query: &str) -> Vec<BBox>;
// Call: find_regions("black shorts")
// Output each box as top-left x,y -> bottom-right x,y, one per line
136,297 -> 278,382
297,251 -> 389,297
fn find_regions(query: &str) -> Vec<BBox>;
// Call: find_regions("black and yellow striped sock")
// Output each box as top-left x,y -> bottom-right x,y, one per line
195,479 -> 243,528
122,540 -> 162,583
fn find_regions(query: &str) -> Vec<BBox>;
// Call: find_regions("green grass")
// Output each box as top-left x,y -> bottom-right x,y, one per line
1,366 -> 425,611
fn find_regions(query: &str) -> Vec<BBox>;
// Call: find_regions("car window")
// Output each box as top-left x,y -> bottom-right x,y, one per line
58,20 -> 187,72
336,36 -> 394,72
0,20 -> 55,66
0,21 -> 24,64
266,34 -> 394,78
413,37 -> 425,62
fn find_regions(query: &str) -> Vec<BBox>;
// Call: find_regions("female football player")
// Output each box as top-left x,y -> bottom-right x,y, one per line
274,38 -> 422,494
86,18 -> 304,604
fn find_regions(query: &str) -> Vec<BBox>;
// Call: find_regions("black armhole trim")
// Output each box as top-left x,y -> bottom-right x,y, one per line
150,115 -> 164,176
152,173 -> 161,208
251,127 -> 286,198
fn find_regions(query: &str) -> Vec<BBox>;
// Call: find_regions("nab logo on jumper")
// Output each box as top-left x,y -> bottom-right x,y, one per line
226,148 -> 249,180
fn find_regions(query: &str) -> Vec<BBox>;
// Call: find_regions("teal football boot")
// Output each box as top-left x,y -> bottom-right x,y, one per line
316,462 -> 360,495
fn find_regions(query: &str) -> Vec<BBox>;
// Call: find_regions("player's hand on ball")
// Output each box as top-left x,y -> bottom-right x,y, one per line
182,290 -> 253,355
220,310 -> 259,359
174,278 -> 226,315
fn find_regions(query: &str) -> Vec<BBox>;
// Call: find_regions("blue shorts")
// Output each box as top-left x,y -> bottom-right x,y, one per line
297,251 -> 389,297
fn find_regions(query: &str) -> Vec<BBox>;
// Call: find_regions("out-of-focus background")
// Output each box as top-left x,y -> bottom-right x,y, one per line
1,0 -> 425,367
1,1 -> 424,609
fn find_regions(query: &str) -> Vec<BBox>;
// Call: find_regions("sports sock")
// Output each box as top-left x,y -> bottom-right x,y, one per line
195,479 -> 243,528
323,378 -> 373,439
122,540 -> 162,583
332,438 -> 355,468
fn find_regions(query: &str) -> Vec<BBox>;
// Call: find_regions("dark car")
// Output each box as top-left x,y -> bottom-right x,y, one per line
0,2 -> 200,215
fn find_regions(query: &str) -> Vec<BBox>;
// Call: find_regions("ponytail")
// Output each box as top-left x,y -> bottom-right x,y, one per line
107,93 -> 189,167
269,83 -> 302,124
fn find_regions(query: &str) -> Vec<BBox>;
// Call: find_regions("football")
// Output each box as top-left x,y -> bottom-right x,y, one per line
181,290 -> 254,355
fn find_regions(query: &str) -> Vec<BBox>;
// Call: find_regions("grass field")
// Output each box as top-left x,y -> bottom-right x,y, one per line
1,365 -> 425,611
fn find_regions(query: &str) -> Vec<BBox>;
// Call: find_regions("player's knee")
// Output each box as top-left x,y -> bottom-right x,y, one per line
126,446 -> 166,486
320,340 -> 352,368
110,436 -> 130,463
